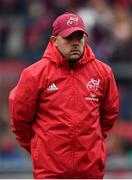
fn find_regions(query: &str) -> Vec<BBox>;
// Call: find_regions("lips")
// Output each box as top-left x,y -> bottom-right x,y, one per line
70,49 -> 80,55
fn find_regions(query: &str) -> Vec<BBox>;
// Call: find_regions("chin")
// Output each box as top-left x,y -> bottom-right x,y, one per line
69,55 -> 81,61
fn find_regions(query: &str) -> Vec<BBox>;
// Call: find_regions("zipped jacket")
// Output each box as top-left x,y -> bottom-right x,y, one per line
9,41 -> 119,179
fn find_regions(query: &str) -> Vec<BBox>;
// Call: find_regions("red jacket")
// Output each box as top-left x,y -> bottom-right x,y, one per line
9,41 -> 119,179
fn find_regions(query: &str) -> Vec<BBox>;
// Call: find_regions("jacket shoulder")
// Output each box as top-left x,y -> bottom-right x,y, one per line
95,59 -> 112,75
23,58 -> 51,77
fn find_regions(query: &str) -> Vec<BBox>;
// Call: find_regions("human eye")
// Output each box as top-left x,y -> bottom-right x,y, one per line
77,33 -> 84,40
65,35 -> 73,41
65,32 -> 84,41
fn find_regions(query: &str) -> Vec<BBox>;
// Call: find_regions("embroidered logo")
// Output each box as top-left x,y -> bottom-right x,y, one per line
85,79 -> 100,101
85,94 -> 99,101
67,17 -> 79,26
87,79 -> 100,92
47,83 -> 59,91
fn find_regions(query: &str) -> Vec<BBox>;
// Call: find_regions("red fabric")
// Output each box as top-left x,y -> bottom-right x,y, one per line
9,41 -> 119,178
52,12 -> 88,37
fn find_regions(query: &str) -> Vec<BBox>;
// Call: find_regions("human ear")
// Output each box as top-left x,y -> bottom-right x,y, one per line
50,36 -> 58,46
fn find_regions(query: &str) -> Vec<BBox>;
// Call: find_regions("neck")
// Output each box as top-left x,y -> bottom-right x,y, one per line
69,59 -> 79,69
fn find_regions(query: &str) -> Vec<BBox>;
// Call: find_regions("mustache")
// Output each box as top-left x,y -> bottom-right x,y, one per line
71,46 -> 80,51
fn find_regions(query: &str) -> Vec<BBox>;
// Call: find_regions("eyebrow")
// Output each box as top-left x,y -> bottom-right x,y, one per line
65,33 -> 84,40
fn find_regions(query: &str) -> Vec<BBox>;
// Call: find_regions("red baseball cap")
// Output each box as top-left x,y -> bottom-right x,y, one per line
52,12 -> 88,38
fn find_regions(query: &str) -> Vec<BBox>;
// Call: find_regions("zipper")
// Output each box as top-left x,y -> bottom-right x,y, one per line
70,68 -> 77,175
70,69 -> 74,74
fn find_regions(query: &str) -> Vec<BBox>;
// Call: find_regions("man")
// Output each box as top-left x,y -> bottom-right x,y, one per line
9,12 -> 119,179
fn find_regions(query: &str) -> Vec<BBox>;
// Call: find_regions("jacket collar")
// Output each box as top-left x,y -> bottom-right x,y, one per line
43,41 -> 95,66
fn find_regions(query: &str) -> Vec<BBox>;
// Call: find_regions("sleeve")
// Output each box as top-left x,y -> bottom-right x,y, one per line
100,69 -> 119,138
9,69 -> 38,152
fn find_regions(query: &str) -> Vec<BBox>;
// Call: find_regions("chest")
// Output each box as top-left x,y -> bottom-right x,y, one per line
39,65 -> 105,108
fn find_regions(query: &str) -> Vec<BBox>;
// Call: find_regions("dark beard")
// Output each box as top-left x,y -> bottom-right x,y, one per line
69,59 -> 79,69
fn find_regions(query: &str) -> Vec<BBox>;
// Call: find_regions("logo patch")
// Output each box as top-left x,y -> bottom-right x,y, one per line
67,17 -> 79,26
85,95 -> 99,102
47,83 -> 59,91
87,79 -> 100,92
85,79 -> 100,101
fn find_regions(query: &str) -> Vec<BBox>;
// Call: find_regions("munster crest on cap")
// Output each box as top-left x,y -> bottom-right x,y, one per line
52,12 -> 88,37
67,17 -> 79,26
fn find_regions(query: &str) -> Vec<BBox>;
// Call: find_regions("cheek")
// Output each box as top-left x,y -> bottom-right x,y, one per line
79,42 -> 84,51
57,43 -> 70,57
81,41 -> 85,51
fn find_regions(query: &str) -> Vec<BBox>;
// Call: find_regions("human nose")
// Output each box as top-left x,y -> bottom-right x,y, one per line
71,37 -> 79,45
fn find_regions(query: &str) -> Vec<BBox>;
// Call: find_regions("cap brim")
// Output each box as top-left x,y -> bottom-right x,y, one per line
59,27 -> 88,38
